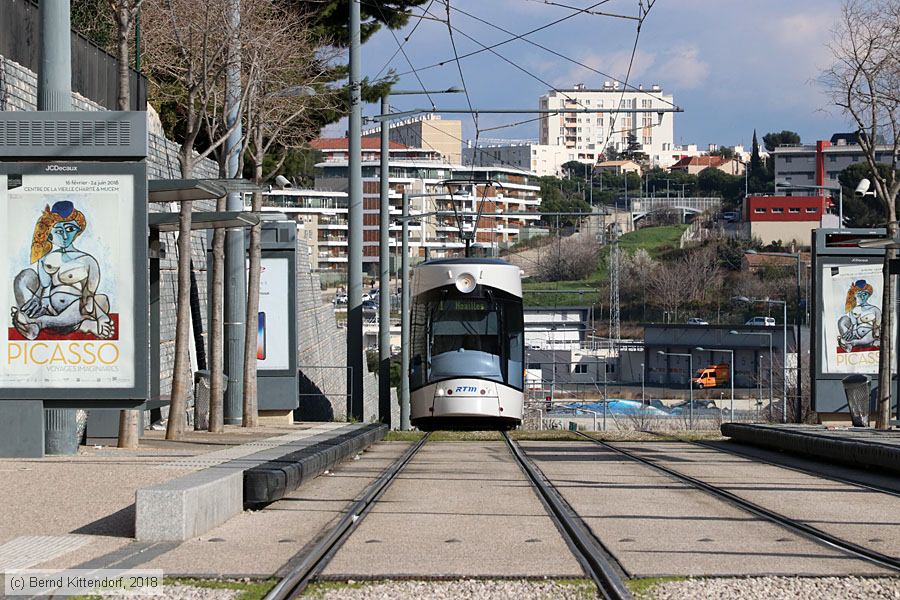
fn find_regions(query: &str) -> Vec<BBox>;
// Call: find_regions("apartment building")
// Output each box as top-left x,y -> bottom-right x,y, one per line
309,160 -> 542,272
310,137 -> 443,162
461,142 -> 570,177
362,113 -> 463,163
772,134 -> 896,190
538,82 -> 676,167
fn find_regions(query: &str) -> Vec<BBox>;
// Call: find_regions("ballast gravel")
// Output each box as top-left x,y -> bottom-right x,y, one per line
643,576 -> 900,600
305,579 -> 595,599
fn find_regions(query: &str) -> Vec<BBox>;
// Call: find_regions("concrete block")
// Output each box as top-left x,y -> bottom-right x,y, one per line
135,423 -> 385,541
135,469 -> 243,542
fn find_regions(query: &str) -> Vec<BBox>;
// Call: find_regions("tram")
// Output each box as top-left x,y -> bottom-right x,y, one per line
409,258 -> 524,430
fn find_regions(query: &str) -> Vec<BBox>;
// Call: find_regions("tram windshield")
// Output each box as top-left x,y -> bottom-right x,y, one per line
410,286 -> 524,390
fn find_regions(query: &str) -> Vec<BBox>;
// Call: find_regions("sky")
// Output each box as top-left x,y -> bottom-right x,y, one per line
323,0 -> 853,149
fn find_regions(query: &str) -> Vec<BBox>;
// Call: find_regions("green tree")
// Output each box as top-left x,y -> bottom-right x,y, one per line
538,176 -> 591,227
697,168 -> 743,209
710,146 -> 735,159
837,162 -> 895,227
750,130 -> 764,177
762,130 -> 801,151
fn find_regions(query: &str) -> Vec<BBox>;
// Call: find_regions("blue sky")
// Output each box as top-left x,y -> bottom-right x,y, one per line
324,0 -> 851,149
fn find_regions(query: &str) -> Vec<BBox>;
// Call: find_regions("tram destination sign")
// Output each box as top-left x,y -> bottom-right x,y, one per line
0,162 -> 148,403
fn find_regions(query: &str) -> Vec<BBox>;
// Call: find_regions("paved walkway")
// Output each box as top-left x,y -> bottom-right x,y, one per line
0,423 -> 346,573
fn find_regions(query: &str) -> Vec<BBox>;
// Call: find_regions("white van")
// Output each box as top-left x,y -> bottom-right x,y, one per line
745,316 -> 776,327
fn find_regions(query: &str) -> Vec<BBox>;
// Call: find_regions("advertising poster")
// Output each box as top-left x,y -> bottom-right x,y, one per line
0,172 -> 135,388
256,257 -> 290,371
821,263 -> 885,374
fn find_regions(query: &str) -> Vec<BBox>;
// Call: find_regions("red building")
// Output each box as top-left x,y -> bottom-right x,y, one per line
743,195 -> 834,246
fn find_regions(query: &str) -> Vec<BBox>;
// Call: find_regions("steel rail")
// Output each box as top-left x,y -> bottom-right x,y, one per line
264,433 -> 431,600
688,438 -> 900,499
502,432 -> 632,600
575,431 -> 900,573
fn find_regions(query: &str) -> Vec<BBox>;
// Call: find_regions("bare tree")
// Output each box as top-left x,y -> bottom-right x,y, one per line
822,0 -> 900,429
239,9 -> 339,427
143,0 -> 248,440
105,0 -> 144,449
535,234 -> 601,281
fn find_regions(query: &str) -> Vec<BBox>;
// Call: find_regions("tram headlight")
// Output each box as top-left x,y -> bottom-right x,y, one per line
455,272 -> 477,293
436,388 -> 445,396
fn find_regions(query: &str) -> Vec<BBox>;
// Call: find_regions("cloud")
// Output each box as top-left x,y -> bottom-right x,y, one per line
653,46 -> 709,90
548,49 -> 657,88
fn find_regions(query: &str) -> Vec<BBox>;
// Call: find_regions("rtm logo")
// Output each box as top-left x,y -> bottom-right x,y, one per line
45,164 -> 77,172
454,385 -> 477,393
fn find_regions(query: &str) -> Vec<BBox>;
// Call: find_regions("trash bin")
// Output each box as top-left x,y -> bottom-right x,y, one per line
194,370 -> 228,431
841,374 -> 871,427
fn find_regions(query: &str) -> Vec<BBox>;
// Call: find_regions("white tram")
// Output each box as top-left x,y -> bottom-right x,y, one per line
409,258 -> 524,430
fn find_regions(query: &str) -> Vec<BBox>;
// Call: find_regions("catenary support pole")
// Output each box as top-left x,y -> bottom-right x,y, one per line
223,0 -> 245,425
794,255 -> 802,422
782,302 -> 788,423
346,0 -> 364,421
378,93 -> 391,425
38,0 -> 78,456
400,191 -> 411,430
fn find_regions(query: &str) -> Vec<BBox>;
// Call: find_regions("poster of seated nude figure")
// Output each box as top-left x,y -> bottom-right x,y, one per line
821,263 -> 891,375
0,173 -> 135,388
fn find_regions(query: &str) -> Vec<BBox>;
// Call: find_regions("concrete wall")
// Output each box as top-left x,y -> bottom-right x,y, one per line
294,242 -> 387,424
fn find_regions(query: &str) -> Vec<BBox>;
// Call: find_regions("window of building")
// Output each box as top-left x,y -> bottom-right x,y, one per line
785,156 -> 792,163
574,364 -> 588,374
852,155 -> 859,162
596,118 -> 603,125
527,363 -> 541,369
806,207 -> 818,213
772,208 -> 783,213
754,208 -> 766,213
789,207 -> 800,213
829,155 -> 836,162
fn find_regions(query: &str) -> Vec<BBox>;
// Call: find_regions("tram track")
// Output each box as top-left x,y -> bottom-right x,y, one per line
574,431 -> 900,574
643,430 -> 900,499
503,432 -> 633,600
264,433 -> 431,600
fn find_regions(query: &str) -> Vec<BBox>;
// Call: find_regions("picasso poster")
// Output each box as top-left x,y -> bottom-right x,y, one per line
821,263 -> 885,374
0,173 -> 135,388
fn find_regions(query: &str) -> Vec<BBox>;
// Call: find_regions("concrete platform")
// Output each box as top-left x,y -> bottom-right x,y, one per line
0,422 -> 371,575
721,423 -> 900,475
135,423 -> 386,542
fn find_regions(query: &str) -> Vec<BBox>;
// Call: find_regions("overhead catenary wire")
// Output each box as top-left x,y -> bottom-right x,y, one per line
445,1 -> 676,109
371,0 -> 438,82
371,0 -> 436,109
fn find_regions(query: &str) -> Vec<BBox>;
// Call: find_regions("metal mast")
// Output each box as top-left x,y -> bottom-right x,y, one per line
608,223 -> 621,350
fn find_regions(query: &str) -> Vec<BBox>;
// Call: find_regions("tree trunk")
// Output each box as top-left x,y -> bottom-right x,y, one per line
208,194 -> 226,432
242,149 -> 263,428
876,228 -> 897,430
166,155 -> 195,440
115,6 -> 130,111
113,1 -> 139,448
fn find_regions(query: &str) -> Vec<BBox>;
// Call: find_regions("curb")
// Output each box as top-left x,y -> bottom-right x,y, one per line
720,423 -> 900,475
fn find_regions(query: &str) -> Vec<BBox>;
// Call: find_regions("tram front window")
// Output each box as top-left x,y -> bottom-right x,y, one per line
410,289 -> 523,389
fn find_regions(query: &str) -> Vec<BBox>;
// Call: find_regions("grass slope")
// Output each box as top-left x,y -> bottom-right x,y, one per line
522,224 -> 687,306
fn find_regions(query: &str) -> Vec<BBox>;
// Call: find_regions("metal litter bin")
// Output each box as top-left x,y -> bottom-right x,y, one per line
841,374 -> 870,427
194,370 -> 228,431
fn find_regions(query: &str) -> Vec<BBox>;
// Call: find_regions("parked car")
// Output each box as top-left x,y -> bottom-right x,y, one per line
687,317 -> 709,325
722,211 -> 738,222
745,316 -> 776,327
362,300 -> 378,312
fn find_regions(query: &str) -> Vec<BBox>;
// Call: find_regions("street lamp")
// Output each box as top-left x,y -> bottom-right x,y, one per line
734,296 -> 788,423
744,249 -> 803,420
658,350 -> 694,429
730,329 -> 773,421
696,347 -> 734,422
640,362 -> 646,405
375,87 -> 465,425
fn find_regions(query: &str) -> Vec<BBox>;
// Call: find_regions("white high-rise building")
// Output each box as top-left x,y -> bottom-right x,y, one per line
538,82 -> 676,166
